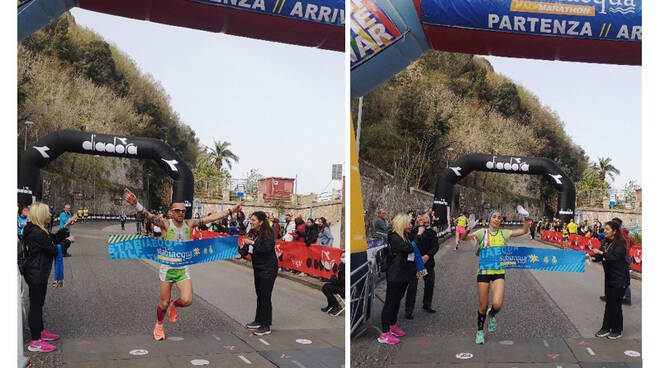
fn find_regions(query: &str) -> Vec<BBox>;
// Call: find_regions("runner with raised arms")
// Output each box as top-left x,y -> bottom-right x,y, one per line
123,188 -> 242,341
461,209 -> 529,344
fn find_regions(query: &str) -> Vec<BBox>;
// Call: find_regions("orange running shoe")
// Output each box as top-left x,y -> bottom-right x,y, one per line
168,298 -> 178,323
153,324 -> 165,341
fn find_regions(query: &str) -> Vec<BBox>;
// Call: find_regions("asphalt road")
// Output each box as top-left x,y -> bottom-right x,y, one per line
20,222 -> 344,367
350,229 -> 642,367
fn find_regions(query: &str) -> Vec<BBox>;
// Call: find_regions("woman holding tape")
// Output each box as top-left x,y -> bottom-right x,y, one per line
461,209 -> 529,344
239,211 -> 279,336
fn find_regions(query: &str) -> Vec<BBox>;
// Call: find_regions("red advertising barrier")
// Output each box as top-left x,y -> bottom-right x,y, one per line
540,230 -> 640,272
630,245 -> 642,272
192,229 -> 342,278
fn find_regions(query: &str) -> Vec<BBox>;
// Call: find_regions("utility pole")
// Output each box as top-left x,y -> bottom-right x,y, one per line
23,121 -> 35,151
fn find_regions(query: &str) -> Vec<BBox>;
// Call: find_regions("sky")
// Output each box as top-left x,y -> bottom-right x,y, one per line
484,56 -> 641,190
69,8 -> 345,195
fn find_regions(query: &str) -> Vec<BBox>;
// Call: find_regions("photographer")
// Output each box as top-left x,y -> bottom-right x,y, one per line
590,220 -> 630,339
238,211 -> 279,336
321,252 -> 345,316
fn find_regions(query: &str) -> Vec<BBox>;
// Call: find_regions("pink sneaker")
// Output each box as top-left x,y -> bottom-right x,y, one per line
377,331 -> 400,345
28,339 -> 56,353
41,329 -> 60,341
390,324 -> 406,337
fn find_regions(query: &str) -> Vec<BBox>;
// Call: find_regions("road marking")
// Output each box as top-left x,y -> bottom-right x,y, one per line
296,338 -> 312,345
212,334 -> 222,341
292,361 -> 307,368
455,353 -> 473,360
543,339 -> 549,348
168,336 -> 184,341
258,338 -> 271,346
586,347 -> 595,356
499,340 -> 514,345
129,349 -> 148,356
624,350 -> 641,357
238,355 -> 252,364
190,359 -> 210,366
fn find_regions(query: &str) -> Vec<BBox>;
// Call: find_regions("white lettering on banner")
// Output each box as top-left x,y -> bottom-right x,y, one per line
488,14 -> 594,37
616,24 -> 642,40
434,199 -> 448,205
82,134 -> 137,155
290,2 -> 344,25
486,156 -> 530,172
210,0 -> 265,10
558,208 -> 574,215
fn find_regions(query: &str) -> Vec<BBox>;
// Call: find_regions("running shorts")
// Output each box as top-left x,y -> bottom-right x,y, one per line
456,226 -> 466,234
477,274 -> 505,283
159,265 -> 191,283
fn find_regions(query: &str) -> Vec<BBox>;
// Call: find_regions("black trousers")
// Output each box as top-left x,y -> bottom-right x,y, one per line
405,267 -> 435,313
602,284 -> 626,333
254,273 -> 277,327
28,282 -> 48,341
381,280 -> 408,332
321,283 -> 343,307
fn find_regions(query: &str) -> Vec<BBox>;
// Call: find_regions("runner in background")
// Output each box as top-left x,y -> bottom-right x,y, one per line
123,188 -> 242,341
454,212 -> 468,250
461,209 -> 530,344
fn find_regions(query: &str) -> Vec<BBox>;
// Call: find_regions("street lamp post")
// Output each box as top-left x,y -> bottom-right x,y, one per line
446,147 -> 454,168
23,121 -> 35,151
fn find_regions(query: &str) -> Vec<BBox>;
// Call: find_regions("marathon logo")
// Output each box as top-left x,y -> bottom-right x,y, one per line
82,134 -> 137,155
485,156 -> 530,172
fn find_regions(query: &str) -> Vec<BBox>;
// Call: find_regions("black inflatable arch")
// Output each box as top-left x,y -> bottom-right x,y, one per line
432,153 -> 575,233
18,129 -> 194,218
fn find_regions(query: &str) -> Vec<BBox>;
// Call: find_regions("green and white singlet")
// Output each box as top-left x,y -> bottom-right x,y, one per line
159,219 -> 192,283
475,228 -> 513,275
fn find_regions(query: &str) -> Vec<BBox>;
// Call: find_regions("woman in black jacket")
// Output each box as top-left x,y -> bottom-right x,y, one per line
304,218 -> 319,246
590,220 -> 630,339
239,211 -> 278,336
377,213 -> 417,345
22,202 -> 75,353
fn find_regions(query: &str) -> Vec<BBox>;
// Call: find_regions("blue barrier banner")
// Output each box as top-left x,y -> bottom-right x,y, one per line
479,246 -> 585,272
108,234 -> 238,266
350,0 -> 404,69
421,0 -> 641,42
189,0 -> 345,26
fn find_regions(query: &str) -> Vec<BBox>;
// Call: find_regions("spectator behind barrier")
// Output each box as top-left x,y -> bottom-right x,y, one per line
317,217 -> 334,246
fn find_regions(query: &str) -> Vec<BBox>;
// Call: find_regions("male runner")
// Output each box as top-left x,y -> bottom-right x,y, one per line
124,188 -> 241,341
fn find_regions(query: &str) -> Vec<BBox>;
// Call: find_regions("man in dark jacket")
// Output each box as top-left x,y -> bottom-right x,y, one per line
321,254 -> 345,316
404,215 -> 439,317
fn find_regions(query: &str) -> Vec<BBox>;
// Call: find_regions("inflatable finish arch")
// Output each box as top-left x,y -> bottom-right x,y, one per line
18,130 -> 195,218
18,0 -> 344,51
432,153 -> 575,233
351,0 -> 641,98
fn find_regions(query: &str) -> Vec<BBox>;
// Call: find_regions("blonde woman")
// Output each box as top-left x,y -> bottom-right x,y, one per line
377,213 -> 416,345
22,202 -> 76,353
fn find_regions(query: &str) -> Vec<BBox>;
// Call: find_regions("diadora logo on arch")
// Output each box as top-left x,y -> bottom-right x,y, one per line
486,156 -> 530,172
82,134 -> 137,155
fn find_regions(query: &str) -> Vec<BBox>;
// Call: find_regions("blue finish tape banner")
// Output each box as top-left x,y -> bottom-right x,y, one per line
189,0 -> 345,26
108,234 -> 238,266
421,0 -> 641,42
350,0 -> 404,69
479,246 -> 585,272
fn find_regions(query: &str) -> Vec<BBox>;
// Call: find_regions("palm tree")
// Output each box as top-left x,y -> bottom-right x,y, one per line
593,157 -> 620,183
207,140 -> 239,170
